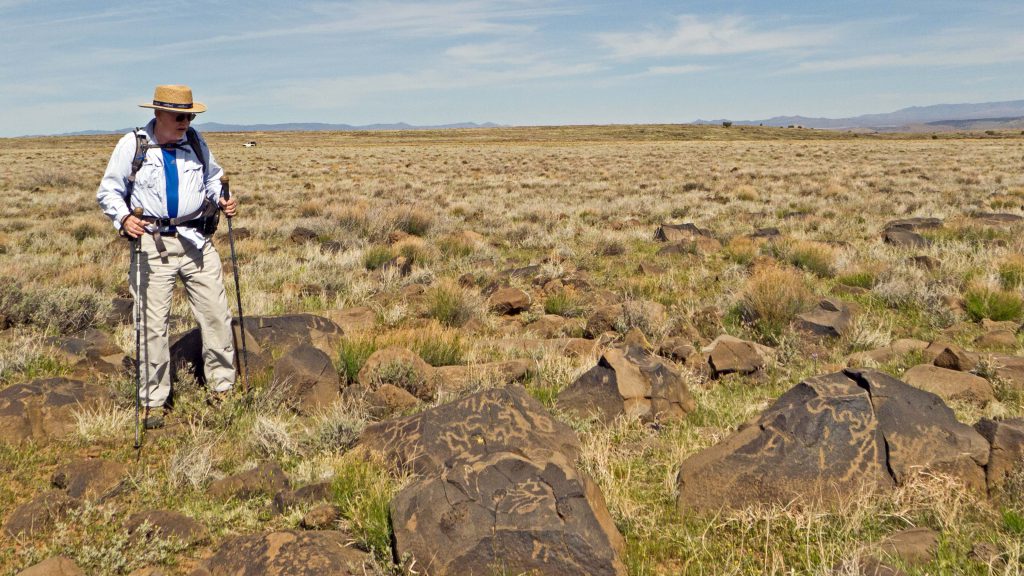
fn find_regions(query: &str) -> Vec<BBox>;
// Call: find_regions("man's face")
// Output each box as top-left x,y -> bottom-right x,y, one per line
154,110 -> 194,142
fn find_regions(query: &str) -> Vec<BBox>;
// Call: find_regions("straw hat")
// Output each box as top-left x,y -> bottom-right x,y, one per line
139,85 -> 207,113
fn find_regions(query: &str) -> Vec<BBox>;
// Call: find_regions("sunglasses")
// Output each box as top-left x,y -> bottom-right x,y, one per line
175,113 -> 197,122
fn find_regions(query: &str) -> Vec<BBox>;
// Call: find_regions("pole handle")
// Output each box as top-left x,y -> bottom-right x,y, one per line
221,175 -> 230,201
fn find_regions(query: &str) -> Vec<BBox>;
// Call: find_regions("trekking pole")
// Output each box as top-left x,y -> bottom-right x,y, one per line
221,176 -> 249,391
131,207 -> 144,450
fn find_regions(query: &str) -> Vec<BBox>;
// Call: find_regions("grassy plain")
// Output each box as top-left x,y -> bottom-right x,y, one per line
1,124 -> 1023,574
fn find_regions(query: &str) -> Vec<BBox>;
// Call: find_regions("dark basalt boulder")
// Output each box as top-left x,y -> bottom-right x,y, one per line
356,384 -> 579,477
4,491 -> 81,537
794,297 -> 853,338
271,343 -> 341,413
289,227 -> 318,243
970,212 -> 1024,226
884,217 -> 943,231
125,510 -> 209,547
974,418 -> 1024,495
487,287 -> 532,315
272,482 -> 334,515
52,458 -> 127,502
171,314 -> 343,385
704,335 -> 771,377
0,378 -> 110,445
237,314 -> 343,358
883,228 -> 929,248
48,328 -> 126,376
676,369 -> 989,513
655,222 -> 712,242
208,460 -> 290,500
193,530 -> 369,576
559,344 -> 696,424
901,364 -> 994,406
392,449 -> 627,576
14,556 -> 84,576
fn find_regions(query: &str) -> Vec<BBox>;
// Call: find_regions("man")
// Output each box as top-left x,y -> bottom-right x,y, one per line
97,84 -> 237,428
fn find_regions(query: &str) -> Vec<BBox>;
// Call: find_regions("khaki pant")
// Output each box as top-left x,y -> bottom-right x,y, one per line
129,233 -> 235,408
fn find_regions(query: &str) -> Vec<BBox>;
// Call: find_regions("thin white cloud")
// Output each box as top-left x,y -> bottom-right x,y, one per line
305,0 -> 574,38
795,28 -> 1024,72
32,0 -> 574,67
644,64 -> 711,76
269,61 -> 602,110
445,41 -> 538,65
598,15 -> 835,60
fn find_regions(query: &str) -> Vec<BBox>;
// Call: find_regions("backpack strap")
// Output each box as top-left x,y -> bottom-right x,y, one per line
185,127 -> 208,180
125,128 -> 153,204
129,127 -> 216,257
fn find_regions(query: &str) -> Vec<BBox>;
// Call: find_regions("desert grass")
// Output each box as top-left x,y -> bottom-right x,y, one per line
1,126 -> 1023,574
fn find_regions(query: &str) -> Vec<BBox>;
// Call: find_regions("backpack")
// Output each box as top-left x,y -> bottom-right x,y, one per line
124,126 -> 220,254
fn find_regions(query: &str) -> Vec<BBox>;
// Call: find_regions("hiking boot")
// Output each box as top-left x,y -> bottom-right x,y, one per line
143,407 -> 167,430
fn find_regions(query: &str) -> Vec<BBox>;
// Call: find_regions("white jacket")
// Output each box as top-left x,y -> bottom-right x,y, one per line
96,119 -> 224,249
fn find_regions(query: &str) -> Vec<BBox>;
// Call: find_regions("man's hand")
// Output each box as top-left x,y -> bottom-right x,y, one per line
121,214 -> 147,238
219,196 -> 237,218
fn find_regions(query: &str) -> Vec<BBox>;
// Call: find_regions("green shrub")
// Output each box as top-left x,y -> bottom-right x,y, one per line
998,256 -> 1024,290
374,361 -> 426,390
1003,509 -> 1024,534
963,286 -> 1024,322
425,283 -> 475,328
393,237 -> 431,264
836,270 -> 876,289
337,335 -> 379,384
411,331 -> 465,367
0,280 -> 107,333
543,290 -> 584,317
786,241 -> 835,277
332,457 -> 400,560
437,235 -> 476,258
363,245 -> 393,270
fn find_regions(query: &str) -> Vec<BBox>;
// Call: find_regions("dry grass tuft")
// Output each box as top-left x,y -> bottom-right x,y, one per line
72,403 -> 133,444
785,240 -> 836,277
738,265 -> 814,342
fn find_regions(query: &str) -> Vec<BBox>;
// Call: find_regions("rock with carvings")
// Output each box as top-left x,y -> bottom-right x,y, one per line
357,384 -> 580,476
676,369 -> 989,513
193,530 -> 369,576
392,449 -> 627,576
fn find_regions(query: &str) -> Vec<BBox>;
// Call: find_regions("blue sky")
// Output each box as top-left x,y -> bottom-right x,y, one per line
1,0 -> 1022,136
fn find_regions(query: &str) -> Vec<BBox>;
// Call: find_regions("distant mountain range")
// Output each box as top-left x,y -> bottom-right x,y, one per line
60,121 -> 501,136
695,100 -> 1024,132
49,100 -> 1024,136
